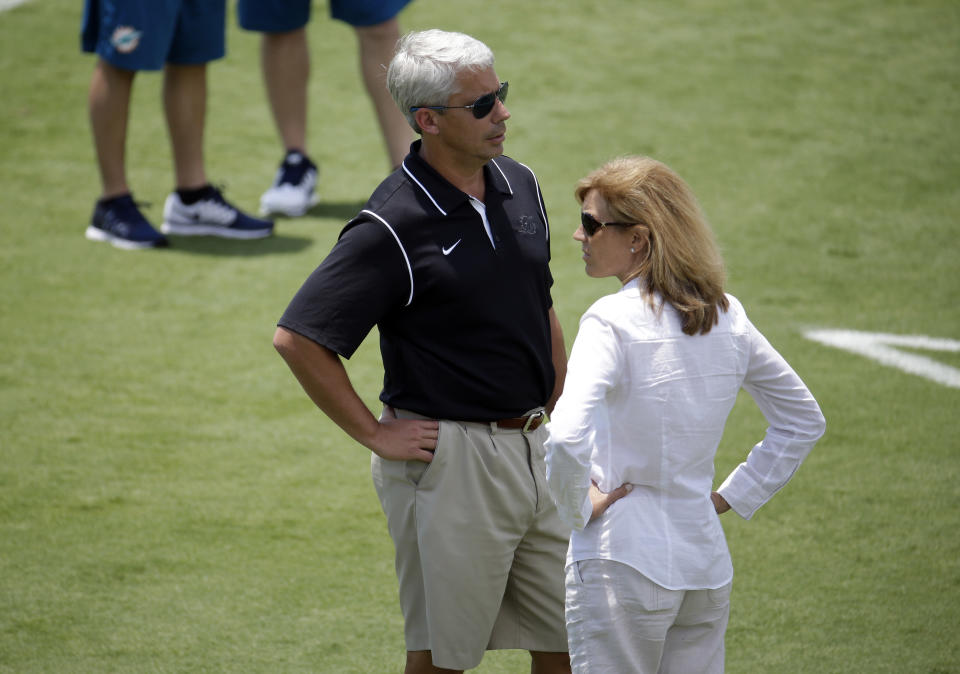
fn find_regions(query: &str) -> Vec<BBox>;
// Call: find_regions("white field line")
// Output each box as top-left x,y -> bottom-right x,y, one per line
0,0 -> 32,11
804,329 -> 960,389
0,0 -> 30,12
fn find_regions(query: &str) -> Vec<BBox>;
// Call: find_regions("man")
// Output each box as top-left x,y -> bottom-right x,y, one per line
273,30 -> 571,674
82,0 -> 273,250
238,0 -> 415,217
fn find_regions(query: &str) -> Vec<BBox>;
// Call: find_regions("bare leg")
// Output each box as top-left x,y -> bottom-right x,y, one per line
261,28 -> 309,153
355,18 -> 413,169
530,651 -> 572,674
163,63 -> 208,190
404,651 -> 462,674
88,58 -> 135,199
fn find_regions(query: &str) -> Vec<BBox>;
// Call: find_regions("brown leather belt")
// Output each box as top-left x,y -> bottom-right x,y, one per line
490,410 -> 546,432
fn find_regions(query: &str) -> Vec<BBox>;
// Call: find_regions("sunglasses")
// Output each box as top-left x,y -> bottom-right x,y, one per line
580,211 -> 637,236
410,82 -> 509,119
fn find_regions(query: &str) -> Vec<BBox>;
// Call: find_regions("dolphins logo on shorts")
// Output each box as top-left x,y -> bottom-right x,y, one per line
111,26 -> 142,54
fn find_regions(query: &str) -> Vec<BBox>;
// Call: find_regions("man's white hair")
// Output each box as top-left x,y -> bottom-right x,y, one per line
387,29 -> 495,133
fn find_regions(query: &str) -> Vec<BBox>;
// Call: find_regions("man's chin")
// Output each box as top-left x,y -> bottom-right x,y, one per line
485,141 -> 505,159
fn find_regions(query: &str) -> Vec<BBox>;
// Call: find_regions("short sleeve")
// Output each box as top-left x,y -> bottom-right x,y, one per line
277,219 -> 411,358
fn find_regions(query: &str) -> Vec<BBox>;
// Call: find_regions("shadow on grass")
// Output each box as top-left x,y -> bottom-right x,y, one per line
303,200 -> 366,221
164,200 -> 366,257
166,233 -> 314,257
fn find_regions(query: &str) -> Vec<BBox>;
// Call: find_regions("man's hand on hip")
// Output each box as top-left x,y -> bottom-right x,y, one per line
372,405 -> 439,462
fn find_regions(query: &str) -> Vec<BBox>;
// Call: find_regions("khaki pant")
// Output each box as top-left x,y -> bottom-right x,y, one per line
566,559 -> 731,673
371,413 -> 570,670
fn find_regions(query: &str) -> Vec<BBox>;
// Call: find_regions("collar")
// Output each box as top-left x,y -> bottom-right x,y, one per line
619,278 -> 644,296
400,140 -> 515,217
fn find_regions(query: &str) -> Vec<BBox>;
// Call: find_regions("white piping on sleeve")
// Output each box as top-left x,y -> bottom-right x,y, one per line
360,209 -> 415,306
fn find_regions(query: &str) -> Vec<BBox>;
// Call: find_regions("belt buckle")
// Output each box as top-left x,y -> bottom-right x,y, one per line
522,410 -> 545,433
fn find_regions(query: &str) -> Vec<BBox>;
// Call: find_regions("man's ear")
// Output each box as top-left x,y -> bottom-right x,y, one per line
414,108 -> 441,136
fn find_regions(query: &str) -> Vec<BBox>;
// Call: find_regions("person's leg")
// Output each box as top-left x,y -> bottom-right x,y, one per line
256,28 -> 319,216
237,0 -> 311,152
163,62 -> 207,190
487,426 -> 569,669
261,28 -> 310,153
157,0 -> 272,238
237,0 -> 315,216
374,416 -> 533,671
88,58 -> 135,199
404,651 -> 461,674
565,560 -> 683,674
82,0 -> 173,248
87,57 -> 168,249
237,0 -> 317,217
354,18 -> 413,168
659,583 -> 731,674
87,63 -> 169,248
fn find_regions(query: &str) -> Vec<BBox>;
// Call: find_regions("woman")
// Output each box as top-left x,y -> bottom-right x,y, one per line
545,156 -> 826,673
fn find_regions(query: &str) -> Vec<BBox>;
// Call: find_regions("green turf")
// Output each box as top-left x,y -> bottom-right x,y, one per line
1,0 -> 958,671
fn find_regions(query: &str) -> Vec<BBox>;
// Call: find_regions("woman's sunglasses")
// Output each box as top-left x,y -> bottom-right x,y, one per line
410,82 -> 509,119
580,211 -> 637,237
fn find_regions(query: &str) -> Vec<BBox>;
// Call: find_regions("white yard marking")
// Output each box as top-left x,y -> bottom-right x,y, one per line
804,329 -> 960,389
0,0 -> 32,11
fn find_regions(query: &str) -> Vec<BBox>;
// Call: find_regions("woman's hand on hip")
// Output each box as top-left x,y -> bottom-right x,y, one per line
589,481 -> 633,522
711,491 -> 731,514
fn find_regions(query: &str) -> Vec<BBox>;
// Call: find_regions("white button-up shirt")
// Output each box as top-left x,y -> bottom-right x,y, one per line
545,282 -> 825,590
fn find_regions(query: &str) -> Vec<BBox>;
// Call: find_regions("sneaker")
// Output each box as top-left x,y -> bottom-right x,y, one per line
259,150 -> 319,217
85,194 -> 169,249
161,186 -> 274,239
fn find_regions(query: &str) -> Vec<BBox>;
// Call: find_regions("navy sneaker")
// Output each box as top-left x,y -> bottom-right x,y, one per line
259,151 -> 320,217
85,194 -> 169,249
161,186 -> 274,239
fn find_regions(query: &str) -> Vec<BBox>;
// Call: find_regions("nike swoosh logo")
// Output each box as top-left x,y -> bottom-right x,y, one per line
442,239 -> 462,256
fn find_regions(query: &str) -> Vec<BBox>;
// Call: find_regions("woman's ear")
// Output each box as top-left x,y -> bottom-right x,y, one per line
632,228 -> 651,256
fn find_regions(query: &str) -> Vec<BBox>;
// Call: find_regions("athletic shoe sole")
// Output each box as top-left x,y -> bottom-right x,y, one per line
84,225 -> 167,250
160,222 -> 273,239
259,192 -> 320,218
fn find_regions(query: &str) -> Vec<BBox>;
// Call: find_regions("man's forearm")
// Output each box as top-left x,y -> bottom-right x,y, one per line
272,327 -> 380,450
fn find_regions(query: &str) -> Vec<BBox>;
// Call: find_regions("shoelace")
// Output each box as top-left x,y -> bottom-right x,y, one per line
109,195 -> 152,221
278,157 -> 315,186
203,184 -> 231,206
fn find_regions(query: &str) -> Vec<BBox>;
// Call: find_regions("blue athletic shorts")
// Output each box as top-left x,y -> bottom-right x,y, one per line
81,0 -> 226,71
237,0 -> 413,33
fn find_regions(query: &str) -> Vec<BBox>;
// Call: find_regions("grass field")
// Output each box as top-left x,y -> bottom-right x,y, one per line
2,0 -> 959,672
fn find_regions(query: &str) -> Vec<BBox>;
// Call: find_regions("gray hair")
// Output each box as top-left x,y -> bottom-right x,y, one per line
386,29 -> 495,133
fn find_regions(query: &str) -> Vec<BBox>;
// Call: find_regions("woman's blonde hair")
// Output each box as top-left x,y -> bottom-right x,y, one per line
575,156 -> 729,335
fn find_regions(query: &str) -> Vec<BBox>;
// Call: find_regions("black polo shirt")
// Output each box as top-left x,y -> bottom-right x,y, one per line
278,141 -> 556,421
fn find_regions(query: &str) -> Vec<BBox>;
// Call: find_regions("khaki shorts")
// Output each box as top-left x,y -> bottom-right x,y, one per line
371,412 -> 570,670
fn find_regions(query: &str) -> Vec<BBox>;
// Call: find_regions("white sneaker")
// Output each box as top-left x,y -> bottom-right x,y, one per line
259,151 -> 320,217
161,186 -> 274,239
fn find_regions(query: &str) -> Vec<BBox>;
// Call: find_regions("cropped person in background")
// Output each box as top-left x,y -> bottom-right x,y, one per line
82,0 -> 274,249
545,156 -> 826,673
239,0 -> 415,217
